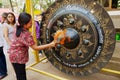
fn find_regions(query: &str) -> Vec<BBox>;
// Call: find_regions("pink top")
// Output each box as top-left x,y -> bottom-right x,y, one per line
8,29 -> 35,64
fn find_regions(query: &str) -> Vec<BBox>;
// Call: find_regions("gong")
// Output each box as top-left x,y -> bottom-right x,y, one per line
40,0 -> 116,76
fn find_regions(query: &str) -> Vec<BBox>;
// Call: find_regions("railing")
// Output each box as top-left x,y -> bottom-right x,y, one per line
98,0 -> 117,10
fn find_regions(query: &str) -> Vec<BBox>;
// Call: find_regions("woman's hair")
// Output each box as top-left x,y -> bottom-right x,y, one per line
16,12 -> 31,37
6,12 -> 16,25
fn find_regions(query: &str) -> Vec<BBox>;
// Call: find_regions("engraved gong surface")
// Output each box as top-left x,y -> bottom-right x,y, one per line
40,0 -> 116,76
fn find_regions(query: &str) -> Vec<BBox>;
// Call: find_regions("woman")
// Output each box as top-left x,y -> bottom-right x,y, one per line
8,12 -> 55,80
3,12 -> 16,51
0,12 -> 8,79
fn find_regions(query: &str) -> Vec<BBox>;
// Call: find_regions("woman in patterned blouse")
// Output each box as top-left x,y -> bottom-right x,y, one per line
8,12 -> 55,80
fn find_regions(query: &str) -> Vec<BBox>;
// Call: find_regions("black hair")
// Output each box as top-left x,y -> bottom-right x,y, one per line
16,12 -> 31,37
2,12 -> 8,18
1,12 -> 8,23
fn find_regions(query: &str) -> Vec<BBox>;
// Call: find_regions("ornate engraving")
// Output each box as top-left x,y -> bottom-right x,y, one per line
40,0 -> 116,76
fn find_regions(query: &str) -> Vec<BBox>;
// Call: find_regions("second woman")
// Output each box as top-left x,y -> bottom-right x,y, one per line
3,12 -> 16,51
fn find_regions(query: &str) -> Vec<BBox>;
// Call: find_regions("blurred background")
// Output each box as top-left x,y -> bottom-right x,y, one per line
0,0 -> 119,14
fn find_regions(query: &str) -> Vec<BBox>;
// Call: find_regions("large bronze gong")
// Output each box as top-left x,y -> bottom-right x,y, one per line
40,0 -> 116,76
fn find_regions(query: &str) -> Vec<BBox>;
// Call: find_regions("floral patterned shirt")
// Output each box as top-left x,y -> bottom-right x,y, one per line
8,29 -> 35,64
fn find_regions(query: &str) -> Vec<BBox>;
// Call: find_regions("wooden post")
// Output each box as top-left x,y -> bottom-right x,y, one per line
109,0 -> 112,9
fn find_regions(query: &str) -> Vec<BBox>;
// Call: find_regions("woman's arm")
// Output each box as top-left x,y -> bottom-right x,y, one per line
30,41 -> 55,50
4,26 -> 12,45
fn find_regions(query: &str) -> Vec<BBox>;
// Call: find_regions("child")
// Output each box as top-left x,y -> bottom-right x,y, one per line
8,12 -> 56,80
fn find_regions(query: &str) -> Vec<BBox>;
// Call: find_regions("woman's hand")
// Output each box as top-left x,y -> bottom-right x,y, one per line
49,41 -> 56,48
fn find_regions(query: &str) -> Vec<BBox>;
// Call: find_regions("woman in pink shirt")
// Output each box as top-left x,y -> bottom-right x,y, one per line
8,12 -> 55,80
